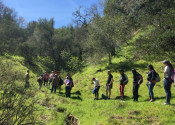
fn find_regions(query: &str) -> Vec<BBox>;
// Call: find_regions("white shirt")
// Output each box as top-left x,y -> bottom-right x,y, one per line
64,79 -> 70,86
93,79 -> 100,87
164,66 -> 171,78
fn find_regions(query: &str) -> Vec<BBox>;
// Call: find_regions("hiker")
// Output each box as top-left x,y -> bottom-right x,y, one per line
106,70 -> 113,99
92,77 -> 100,100
43,71 -> 49,86
25,70 -> 30,88
51,74 -> 59,93
132,69 -> 143,102
162,60 -> 174,105
37,75 -> 43,90
147,65 -> 156,102
67,73 -> 74,90
49,71 -> 54,85
119,69 -> 128,100
64,76 -> 73,98
58,76 -> 64,93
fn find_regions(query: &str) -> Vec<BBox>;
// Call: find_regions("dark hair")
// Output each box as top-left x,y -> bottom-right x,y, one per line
120,69 -> 124,73
92,77 -> 95,80
148,65 -> 154,70
132,69 -> 136,74
167,62 -> 174,71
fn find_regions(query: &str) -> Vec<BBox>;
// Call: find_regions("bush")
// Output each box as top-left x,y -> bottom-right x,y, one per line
37,56 -> 55,70
67,57 -> 84,73
0,62 -> 37,124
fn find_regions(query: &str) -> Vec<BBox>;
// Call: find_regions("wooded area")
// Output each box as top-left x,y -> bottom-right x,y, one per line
0,0 -> 175,71
0,0 -> 175,124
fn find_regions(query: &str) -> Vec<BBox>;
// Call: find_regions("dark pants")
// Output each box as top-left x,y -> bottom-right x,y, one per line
66,86 -> 71,98
51,85 -> 57,93
147,82 -> 155,99
120,84 -> 125,98
25,81 -> 30,88
94,86 -> 100,98
133,84 -> 140,101
164,78 -> 172,103
44,79 -> 48,86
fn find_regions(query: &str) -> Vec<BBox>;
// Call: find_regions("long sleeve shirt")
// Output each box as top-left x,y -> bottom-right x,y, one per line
147,70 -> 156,82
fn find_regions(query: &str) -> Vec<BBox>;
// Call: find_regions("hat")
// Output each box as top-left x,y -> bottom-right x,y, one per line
162,60 -> 170,64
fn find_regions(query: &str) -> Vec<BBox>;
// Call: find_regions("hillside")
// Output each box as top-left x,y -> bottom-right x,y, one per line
1,55 -> 175,125
72,57 -> 175,125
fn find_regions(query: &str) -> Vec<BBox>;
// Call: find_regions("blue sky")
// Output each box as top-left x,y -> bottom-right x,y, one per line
3,0 -> 99,28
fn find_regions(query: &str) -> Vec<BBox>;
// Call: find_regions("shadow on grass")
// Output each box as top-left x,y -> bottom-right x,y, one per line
71,90 -> 81,95
56,91 -> 83,101
105,60 -> 149,72
98,96 -> 132,100
71,96 -> 83,101
154,96 -> 166,101
116,96 -> 132,100
57,91 -> 81,96
143,96 -> 175,102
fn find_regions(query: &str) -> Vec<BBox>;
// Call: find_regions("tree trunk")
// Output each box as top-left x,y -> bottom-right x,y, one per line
108,52 -> 112,65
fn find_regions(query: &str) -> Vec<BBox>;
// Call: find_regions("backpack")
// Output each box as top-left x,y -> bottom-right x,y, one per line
92,88 -> 96,94
101,94 -> 107,99
71,82 -> 74,87
137,73 -> 143,84
124,74 -> 128,85
155,72 -> 161,82
37,77 -> 42,83
170,70 -> 175,82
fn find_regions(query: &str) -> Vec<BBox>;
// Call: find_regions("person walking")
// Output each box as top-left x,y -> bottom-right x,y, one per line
58,76 -> 63,93
119,69 -> 128,100
147,65 -> 156,102
49,71 -> 54,86
43,71 -> 49,86
162,60 -> 174,105
25,70 -> 30,88
64,76 -> 73,98
51,74 -> 59,93
67,73 -> 74,89
37,75 -> 43,90
132,69 -> 143,102
106,70 -> 113,99
92,77 -> 100,100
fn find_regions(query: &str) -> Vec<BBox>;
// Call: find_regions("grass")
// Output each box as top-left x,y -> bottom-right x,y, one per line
1,55 -> 175,125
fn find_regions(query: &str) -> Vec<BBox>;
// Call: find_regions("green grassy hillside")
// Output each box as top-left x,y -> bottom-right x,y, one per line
1,55 -> 175,125
71,57 -> 175,125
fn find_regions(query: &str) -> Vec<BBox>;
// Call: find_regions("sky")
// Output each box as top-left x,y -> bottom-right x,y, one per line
3,0 -> 99,28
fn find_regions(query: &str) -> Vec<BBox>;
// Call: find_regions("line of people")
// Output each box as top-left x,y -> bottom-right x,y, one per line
92,60 -> 175,105
37,71 -> 74,98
